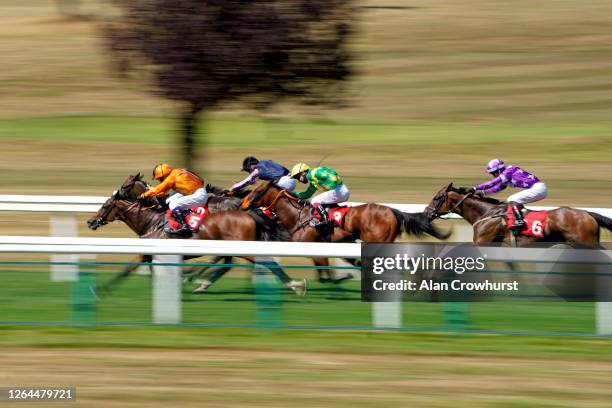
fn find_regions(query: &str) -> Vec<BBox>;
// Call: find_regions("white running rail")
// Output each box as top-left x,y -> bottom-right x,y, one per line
1,194 -> 611,219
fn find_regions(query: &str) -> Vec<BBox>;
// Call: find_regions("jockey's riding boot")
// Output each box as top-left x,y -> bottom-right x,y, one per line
510,203 -> 527,231
315,204 -> 330,226
168,209 -> 191,234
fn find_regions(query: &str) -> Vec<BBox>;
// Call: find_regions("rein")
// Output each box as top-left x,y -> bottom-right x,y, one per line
431,192 -> 473,219
262,189 -> 300,212
246,184 -> 313,234
263,189 -> 313,233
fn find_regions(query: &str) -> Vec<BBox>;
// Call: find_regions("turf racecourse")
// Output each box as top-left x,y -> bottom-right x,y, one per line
1,328 -> 611,407
1,272 -> 611,407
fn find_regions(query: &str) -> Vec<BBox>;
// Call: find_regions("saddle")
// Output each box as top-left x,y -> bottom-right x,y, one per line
311,204 -> 350,227
165,205 -> 209,234
505,205 -> 547,238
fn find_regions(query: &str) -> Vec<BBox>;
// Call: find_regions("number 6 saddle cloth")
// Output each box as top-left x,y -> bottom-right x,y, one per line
505,205 -> 547,238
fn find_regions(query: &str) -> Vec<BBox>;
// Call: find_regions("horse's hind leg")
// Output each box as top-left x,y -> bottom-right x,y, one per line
329,258 -> 358,284
313,257 -> 332,283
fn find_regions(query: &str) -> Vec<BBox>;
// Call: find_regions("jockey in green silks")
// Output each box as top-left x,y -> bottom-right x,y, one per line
289,163 -> 350,226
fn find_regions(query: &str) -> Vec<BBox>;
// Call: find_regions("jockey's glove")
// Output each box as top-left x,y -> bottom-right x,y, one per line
467,187 -> 476,194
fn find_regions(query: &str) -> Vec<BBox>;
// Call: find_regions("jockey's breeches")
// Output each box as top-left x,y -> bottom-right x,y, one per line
311,184 -> 350,205
275,175 -> 297,191
167,188 -> 209,210
507,182 -> 548,204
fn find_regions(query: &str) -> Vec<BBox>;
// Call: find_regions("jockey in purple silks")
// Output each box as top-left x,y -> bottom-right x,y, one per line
469,159 -> 548,231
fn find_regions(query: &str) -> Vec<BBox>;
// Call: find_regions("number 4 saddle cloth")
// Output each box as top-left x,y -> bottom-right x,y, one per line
505,205 -> 547,238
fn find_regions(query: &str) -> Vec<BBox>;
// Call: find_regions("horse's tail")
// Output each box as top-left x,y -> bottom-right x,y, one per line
392,209 -> 451,240
589,212 -> 612,232
248,209 -> 292,242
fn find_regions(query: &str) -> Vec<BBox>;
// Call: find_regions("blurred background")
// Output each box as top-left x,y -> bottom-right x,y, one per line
2,0 -> 611,207
1,1 -> 612,407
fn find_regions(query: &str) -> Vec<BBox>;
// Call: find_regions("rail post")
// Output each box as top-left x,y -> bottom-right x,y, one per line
152,255 -> 182,324
253,257 -> 281,328
70,263 -> 97,327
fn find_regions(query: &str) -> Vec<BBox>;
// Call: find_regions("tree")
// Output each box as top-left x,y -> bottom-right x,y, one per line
104,0 -> 355,168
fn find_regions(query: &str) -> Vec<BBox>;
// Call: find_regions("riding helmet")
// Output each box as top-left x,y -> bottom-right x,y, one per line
242,156 -> 259,172
486,158 -> 505,174
152,163 -> 173,180
290,163 -> 310,178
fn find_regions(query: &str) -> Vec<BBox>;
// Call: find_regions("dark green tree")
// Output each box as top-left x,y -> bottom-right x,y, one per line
104,0 -> 355,168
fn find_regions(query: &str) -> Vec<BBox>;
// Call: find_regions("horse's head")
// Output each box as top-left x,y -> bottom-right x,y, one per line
87,173 -> 150,230
241,181 -> 278,210
426,183 -> 493,219
425,182 -> 460,219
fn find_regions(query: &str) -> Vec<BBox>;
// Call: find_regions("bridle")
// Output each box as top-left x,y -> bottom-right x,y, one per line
426,191 -> 473,220
90,179 -> 156,228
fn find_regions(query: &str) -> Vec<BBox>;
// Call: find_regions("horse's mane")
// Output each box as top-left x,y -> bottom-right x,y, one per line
206,183 -> 251,199
247,180 -> 277,206
451,186 -> 504,205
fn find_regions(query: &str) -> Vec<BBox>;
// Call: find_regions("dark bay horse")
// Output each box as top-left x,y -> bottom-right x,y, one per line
241,181 -> 451,281
425,183 -> 612,247
86,174 -> 306,294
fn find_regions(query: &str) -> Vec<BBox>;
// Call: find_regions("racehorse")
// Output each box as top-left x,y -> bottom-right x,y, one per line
239,181 -> 451,282
425,183 -> 612,247
86,174 -> 306,294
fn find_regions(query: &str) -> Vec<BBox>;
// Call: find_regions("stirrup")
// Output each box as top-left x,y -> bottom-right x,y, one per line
510,219 -> 527,231
164,224 -> 192,235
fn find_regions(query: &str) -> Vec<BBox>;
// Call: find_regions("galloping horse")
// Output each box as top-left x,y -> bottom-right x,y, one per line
86,174 -> 306,294
425,183 -> 612,247
240,181 -> 451,281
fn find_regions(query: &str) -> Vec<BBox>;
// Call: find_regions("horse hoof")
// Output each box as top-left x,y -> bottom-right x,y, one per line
192,281 -> 212,294
286,279 -> 308,296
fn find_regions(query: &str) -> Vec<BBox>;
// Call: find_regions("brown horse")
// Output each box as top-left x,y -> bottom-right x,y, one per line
240,181 -> 451,281
86,174 -> 306,294
425,183 -> 612,247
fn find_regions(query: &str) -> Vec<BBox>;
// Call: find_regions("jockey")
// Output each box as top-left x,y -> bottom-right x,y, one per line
139,163 -> 208,233
470,159 -> 547,231
290,163 -> 350,226
229,156 -> 297,192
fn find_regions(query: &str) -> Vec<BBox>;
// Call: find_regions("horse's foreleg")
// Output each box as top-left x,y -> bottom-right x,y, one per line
184,255 -> 228,283
100,254 -> 152,294
239,257 -> 306,295
192,260 -> 234,294
257,259 -> 293,284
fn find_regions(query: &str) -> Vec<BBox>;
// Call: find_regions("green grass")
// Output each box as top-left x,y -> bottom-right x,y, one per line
1,115 -> 611,147
0,325 -> 610,358
0,268 -> 600,335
